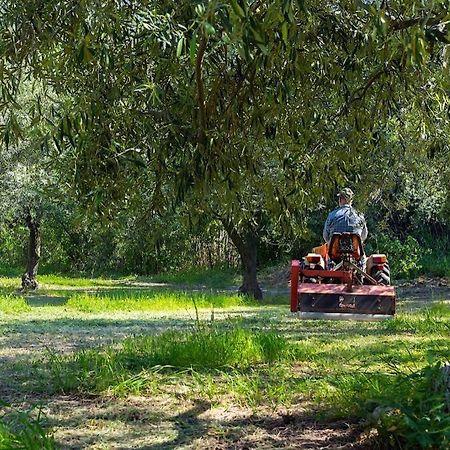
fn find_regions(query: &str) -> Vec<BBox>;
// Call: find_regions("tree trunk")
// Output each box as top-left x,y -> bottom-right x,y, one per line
22,212 -> 41,291
222,220 -> 263,300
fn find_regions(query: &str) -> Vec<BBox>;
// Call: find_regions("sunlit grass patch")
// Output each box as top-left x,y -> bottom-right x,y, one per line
46,327 -> 290,395
65,290 -> 255,312
0,294 -> 31,314
39,274 -> 117,287
0,277 -> 21,291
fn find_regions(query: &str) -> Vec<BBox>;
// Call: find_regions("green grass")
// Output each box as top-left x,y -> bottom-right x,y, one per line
38,274 -> 118,287
147,267 -> 240,288
0,269 -> 448,449
43,311 -> 449,404
64,290 -> 254,312
0,267 -> 239,290
37,307 -> 450,448
45,327 -> 289,395
0,404 -> 56,450
0,294 -> 31,314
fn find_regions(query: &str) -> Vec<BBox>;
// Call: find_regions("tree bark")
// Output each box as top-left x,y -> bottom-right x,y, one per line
222,220 -> 263,300
21,211 -> 41,291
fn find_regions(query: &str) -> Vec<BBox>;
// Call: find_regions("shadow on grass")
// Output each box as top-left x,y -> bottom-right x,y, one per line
45,396 -> 368,450
143,400 -> 210,450
26,295 -> 68,307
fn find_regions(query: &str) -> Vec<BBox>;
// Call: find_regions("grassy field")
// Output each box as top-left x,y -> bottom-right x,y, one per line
0,274 -> 449,449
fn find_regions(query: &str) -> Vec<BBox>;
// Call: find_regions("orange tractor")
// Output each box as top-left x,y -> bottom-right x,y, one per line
290,233 -> 396,320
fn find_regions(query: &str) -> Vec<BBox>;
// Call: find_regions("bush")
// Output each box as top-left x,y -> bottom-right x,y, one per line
367,234 -> 426,279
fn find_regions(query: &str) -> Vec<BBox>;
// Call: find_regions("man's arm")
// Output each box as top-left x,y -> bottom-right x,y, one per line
360,216 -> 368,242
323,215 -> 331,243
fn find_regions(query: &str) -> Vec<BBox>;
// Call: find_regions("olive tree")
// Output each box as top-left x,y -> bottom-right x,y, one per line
1,0 -> 449,297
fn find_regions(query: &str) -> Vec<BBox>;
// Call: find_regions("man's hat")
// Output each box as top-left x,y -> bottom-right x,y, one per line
337,187 -> 354,201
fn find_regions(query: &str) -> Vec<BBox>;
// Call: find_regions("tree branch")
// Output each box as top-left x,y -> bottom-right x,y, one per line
195,32 -> 208,147
389,14 -> 446,32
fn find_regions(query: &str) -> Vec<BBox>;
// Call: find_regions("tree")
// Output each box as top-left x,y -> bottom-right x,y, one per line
1,1 -> 449,297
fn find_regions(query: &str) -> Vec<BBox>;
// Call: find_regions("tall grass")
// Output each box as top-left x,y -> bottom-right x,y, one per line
46,327 -> 290,395
65,290 -> 255,312
367,363 -> 449,450
0,404 -> 56,449
0,294 -> 31,314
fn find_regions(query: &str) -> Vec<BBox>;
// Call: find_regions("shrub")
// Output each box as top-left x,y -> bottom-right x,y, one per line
367,234 -> 425,279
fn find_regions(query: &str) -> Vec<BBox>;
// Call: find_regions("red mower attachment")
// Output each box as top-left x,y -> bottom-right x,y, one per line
290,233 -> 396,321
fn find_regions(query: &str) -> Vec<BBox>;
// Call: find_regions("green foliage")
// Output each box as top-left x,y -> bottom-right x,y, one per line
0,404 -> 56,450
420,252 -> 450,278
367,234 -> 425,279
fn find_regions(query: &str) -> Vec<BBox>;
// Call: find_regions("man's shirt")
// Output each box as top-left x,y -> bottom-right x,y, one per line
323,204 -> 368,243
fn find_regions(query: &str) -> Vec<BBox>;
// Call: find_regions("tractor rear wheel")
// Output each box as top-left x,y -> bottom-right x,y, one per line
371,264 -> 391,285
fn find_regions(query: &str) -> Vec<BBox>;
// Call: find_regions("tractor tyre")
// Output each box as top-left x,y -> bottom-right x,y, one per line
371,264 -> 391,286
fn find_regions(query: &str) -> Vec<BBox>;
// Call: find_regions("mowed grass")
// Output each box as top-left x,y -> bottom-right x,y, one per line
0,271 -> 449,449
38,303 -> 450,449
64,290 -> 255,312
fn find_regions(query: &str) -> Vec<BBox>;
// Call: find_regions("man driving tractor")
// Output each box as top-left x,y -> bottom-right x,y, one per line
290,187 -> 395,320
323,188 -> 368,245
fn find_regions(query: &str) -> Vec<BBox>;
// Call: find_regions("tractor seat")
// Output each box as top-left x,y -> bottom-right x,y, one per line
328,233 -> 364,261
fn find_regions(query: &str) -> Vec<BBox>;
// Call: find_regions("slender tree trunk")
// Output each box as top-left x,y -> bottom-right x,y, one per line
222,220 -> 263,300
21,212 -> 41,291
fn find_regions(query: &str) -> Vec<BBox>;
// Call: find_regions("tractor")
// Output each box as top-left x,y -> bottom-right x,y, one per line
290,232 -> 396,321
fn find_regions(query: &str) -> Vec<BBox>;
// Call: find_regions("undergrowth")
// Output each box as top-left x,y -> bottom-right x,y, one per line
148,267 -> 239,288
368,362 -> 450,449
0,403 -> 56,449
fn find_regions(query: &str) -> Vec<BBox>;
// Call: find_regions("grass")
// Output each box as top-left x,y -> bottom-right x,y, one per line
38,274 -> 118,287
64,290 -> 255,312
34,303 -> 449,448
0,294 -> 31,314
42,309 -> 449,397
0,404 -> 56,449
145,267 -> 240,288
45,327 -> 290,395
0,270 -> 449,449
